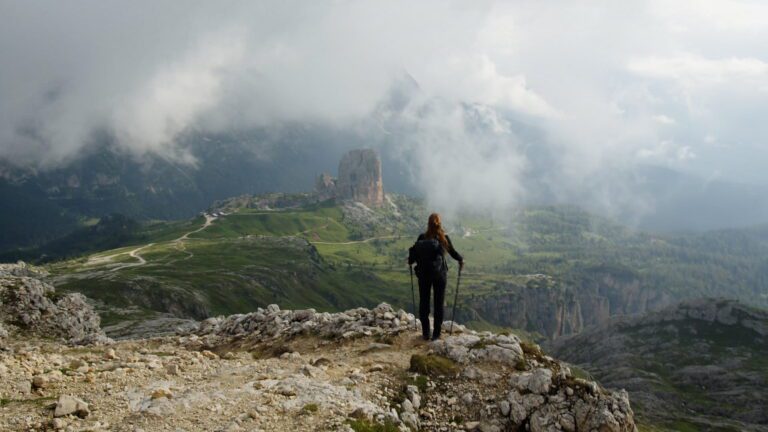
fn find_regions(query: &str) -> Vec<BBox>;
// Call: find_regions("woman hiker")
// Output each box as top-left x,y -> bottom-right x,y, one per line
408,213 -> 464,341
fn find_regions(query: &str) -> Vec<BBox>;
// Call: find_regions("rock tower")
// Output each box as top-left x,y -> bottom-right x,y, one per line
315,149 -> 384,207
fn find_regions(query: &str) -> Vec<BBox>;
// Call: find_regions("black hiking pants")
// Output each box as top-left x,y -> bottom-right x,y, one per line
417,272 -> 447,339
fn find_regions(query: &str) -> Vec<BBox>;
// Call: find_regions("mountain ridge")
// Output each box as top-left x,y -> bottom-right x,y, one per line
549,298 -> 768,431
0,262 -> 638,432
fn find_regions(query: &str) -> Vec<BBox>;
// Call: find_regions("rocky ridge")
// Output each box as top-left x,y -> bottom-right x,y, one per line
549,298 -> 768,431
1,265 -> 637,431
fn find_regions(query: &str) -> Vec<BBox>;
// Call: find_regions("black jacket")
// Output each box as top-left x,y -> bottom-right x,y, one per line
408,234 -> 463,266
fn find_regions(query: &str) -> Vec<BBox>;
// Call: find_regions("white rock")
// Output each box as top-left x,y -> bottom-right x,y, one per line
499,400 -> 510,416
509,368 -> 553,395
410,392 -> 421,410
401,411 -> 419,429
402,399 -> 414,413
54,395 -> 90,418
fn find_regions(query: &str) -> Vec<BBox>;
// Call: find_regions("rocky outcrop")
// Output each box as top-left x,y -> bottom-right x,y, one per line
191,302 -> 637,432
315,149 -> 384,207
315,173 -> 337,201
430,333 -> 637,432
0,301 -> 636,431
549,298 -> 768,431
0,262 -> 109,345
337,149 -> 384,207
192,302 -> 415,342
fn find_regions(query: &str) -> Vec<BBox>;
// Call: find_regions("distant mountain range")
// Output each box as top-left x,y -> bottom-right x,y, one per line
4,134 -> 768,252
3,77 -> 768,250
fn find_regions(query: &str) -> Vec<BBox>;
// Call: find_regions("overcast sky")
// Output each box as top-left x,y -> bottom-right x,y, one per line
2,1 -> 768,214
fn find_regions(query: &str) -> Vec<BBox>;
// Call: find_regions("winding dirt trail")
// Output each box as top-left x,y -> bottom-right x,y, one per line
109,243 -> 155,272
170,213 -> 217,262
176,213 -> 217,242
105,214 -> 217,272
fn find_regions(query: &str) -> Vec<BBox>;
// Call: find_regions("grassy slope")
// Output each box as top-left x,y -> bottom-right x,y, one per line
48,196 -> 768,328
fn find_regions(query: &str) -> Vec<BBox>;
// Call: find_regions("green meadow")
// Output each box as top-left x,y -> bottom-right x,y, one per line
48,195 -> 768,330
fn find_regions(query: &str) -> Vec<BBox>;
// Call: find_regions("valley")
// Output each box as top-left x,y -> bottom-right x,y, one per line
41,193 -> 768,344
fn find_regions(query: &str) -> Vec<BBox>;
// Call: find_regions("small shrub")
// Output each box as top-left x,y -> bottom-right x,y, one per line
410,375 -> 429,392
521,341 -> 544,359
301,403 -> 319,414
409,354 -> 459,377
347,419 -> 400,432
569,365 -> 594,381
514,358 -> 527,371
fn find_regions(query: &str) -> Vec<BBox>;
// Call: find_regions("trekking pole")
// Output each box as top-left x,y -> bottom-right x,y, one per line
450,267 -> 462,335
409,265 -> 417,330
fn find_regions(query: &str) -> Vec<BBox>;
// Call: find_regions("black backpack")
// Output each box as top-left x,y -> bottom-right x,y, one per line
411,238 -> 447,276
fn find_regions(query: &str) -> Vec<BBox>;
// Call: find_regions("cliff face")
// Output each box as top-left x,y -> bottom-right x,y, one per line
549,298 -> 768,431
582,272 -> 671,324
461,276 -> 584,339
462,271 -> 672,339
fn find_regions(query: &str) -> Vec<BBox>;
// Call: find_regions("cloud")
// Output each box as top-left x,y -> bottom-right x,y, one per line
637,140 -> 697,163
113,30 -> 247,158
382,98 -> 529,215
653,114 -> 676,125
1,0 -> 768,217
422,55 -> 557,118
628,55 -> 768,86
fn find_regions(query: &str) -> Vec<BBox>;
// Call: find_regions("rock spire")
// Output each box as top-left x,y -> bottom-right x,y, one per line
315,149 -> 384,207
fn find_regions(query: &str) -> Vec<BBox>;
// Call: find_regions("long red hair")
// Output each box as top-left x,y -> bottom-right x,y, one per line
425,213 -> 450,253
